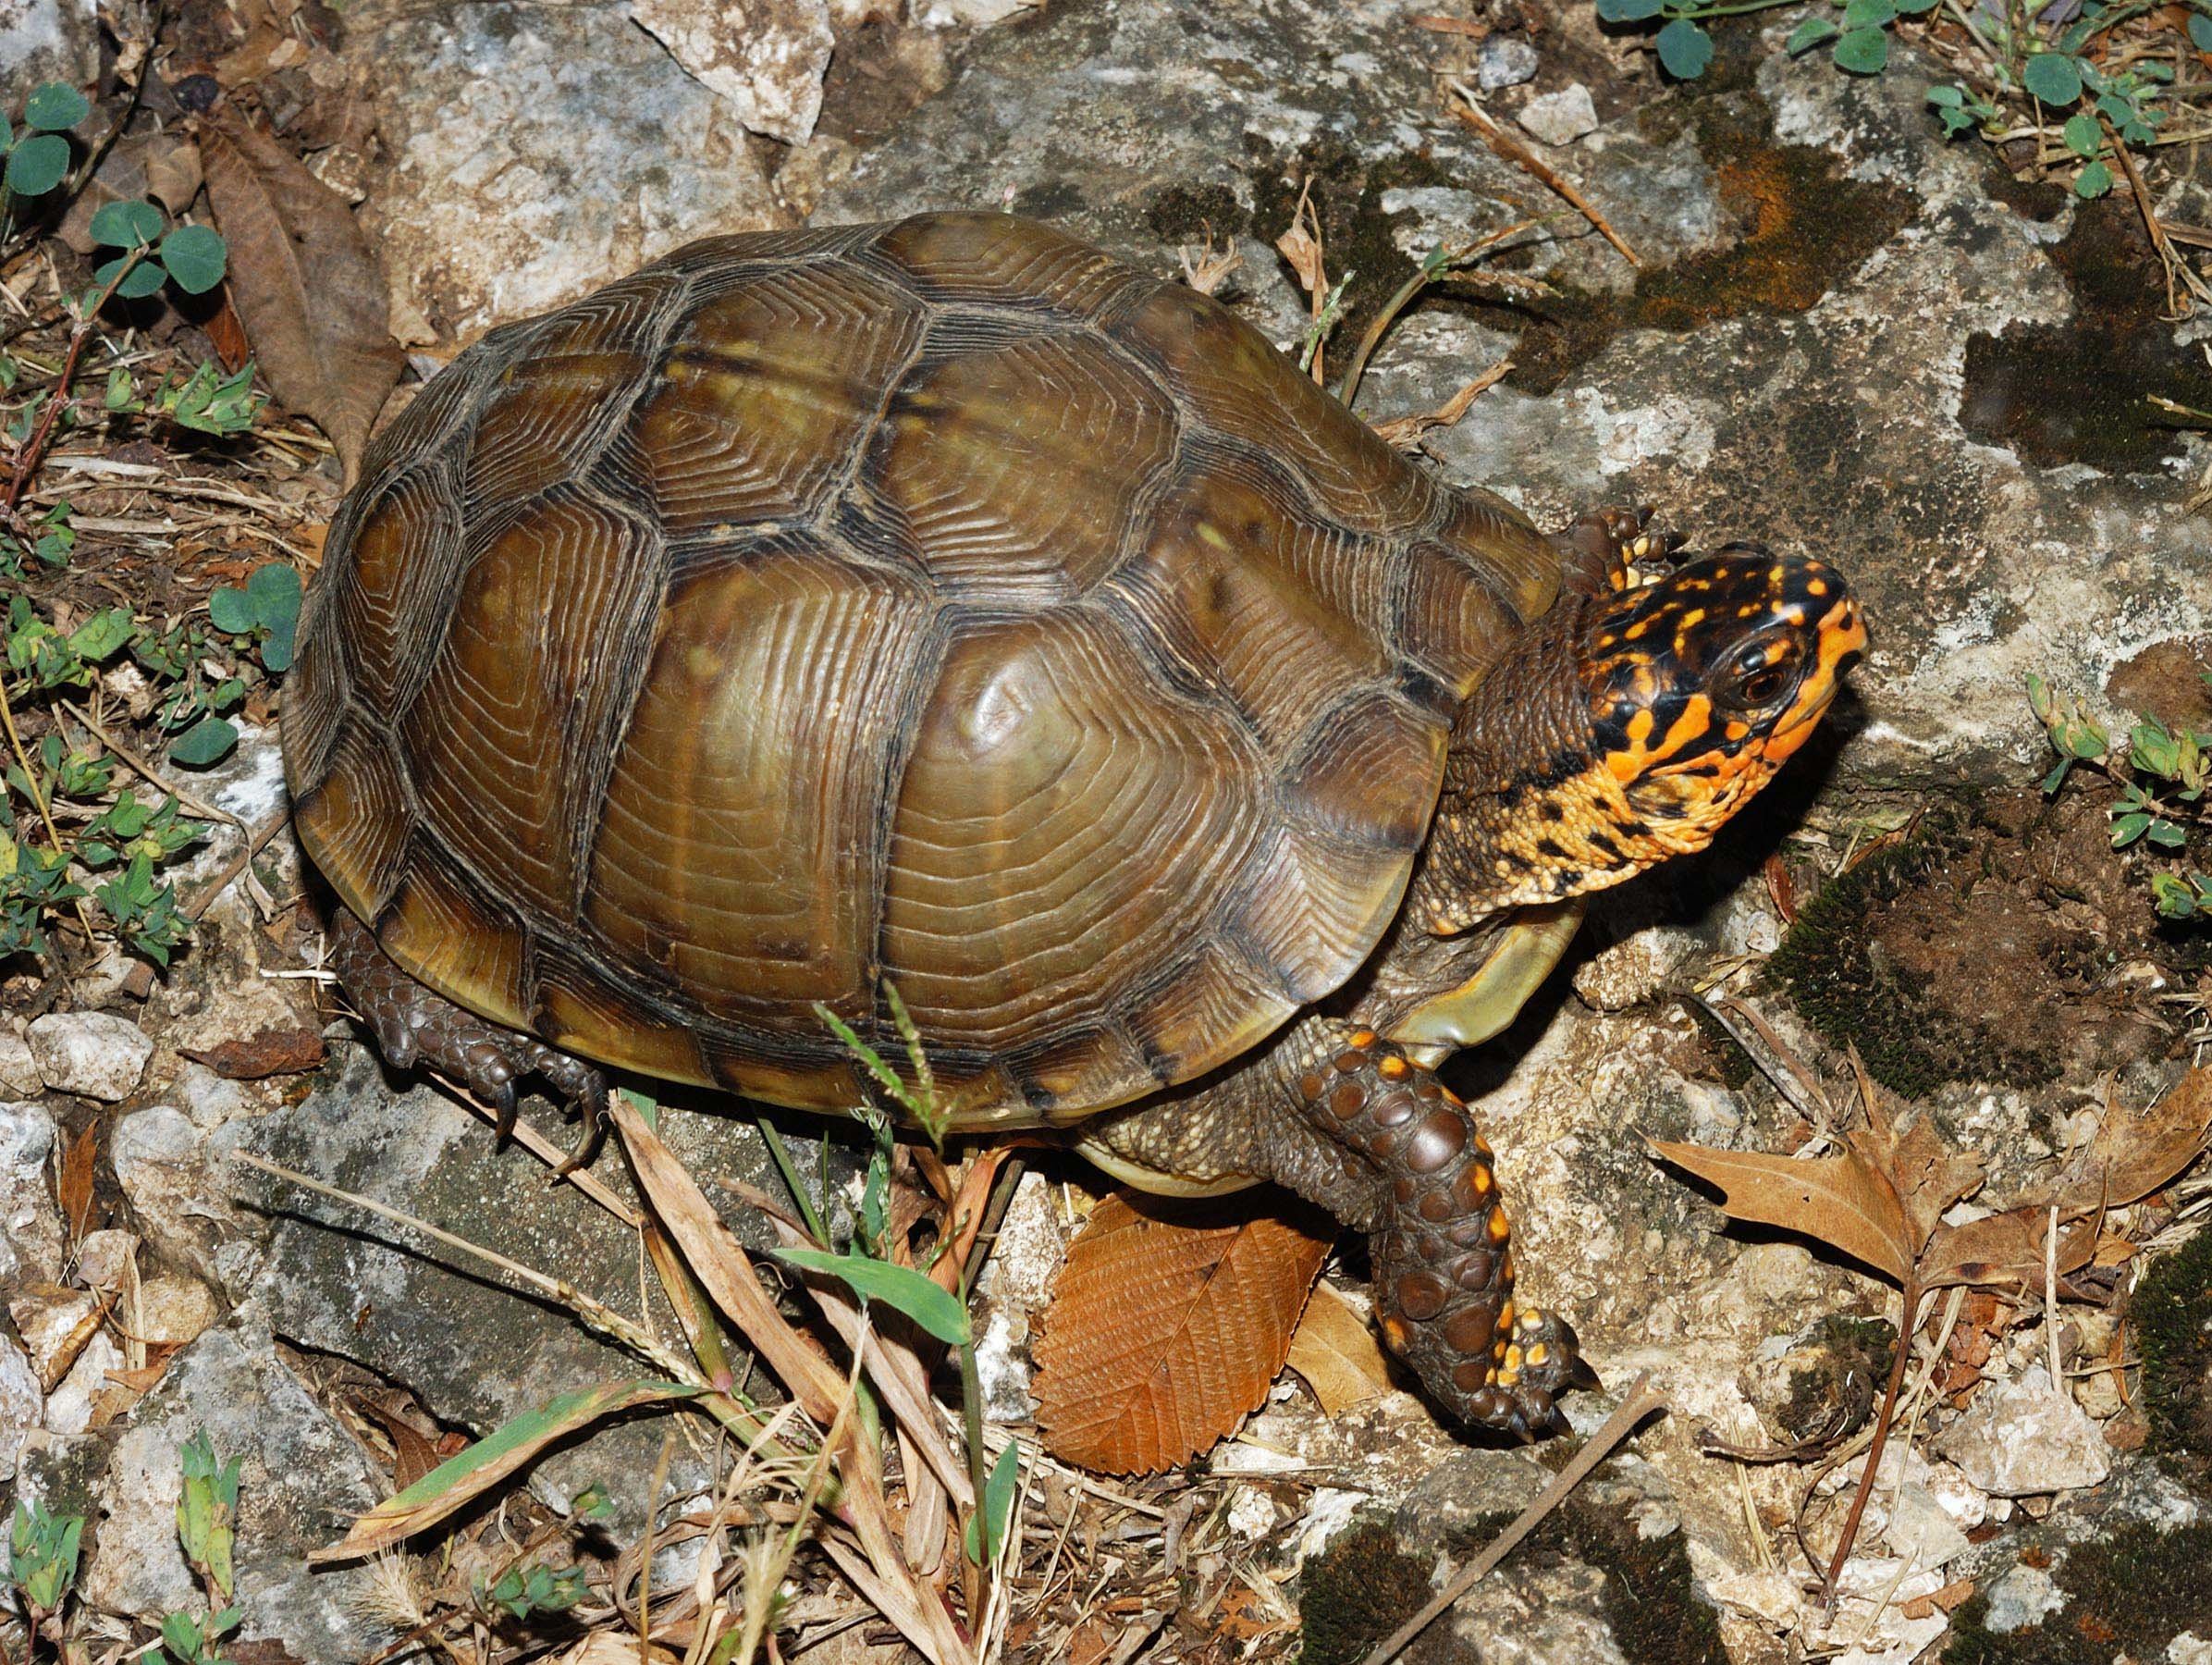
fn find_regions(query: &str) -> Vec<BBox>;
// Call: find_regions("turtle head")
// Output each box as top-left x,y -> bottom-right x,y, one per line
1580,544 -> 1866,849
1421,545 -> 1864,931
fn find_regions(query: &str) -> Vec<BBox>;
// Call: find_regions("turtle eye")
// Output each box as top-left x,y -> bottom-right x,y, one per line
1714,637 -> 1801,710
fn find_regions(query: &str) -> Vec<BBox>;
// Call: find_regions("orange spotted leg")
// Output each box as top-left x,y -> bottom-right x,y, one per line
326,912 -> 608,1173
1292,1026 -> 1593,1438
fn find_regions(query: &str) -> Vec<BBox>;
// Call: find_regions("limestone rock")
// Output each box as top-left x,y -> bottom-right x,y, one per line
0,0 -> 99,94
0,1025 -> 43,1096
350,0 -> 785,339
0,1335 -> 39,1483
0,1101 -> 63,1292
1476,35 -> 1539,91
80,1321 -> 389,1665
626,0 -> 832,143
1935,1365 -> 2112,1496
27,1011 -> 152,1102
112,1105 -> 246,1286
1517,83 -> 1601,147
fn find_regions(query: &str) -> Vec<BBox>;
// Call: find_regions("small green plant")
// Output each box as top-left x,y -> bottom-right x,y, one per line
1596,0 -> 2206,204
151,1429 -> 243,1665
2,83 -> 89,222
477,1560 -> 591,1622
2028,672 -> 2212,919
7,1498 -> 84,1657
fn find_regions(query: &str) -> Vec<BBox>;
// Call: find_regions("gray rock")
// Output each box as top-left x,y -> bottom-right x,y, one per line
1934,1364 -> 2111,1497
626,0 -> 833,143
349,0 -> 785,338
113,1104 -> 246,1285
173,1062 -> 252,1131
79,1321 -> 391,1665
1980,1561 -> 2066,1633
1517,83 -> 1601,147
0,1025 -> 43,1096
1476,35 -> 1540,92
0,0 -> 99,93
228,1039 -> 860,1531
0,1334 -> 39,1483
27,1011 -> 153,1102
0,1101 -> 62,1292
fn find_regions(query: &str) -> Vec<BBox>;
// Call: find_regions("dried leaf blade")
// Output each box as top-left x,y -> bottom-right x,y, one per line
1645,1136 -> 1917,1285
198,110 -> 401,484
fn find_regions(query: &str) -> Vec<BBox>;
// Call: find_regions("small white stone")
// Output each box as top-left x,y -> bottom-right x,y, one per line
1224,1483 -> 1277,1539
9,1285 -> 96,1386
0,1027 -> 43,1096
1476,36 -> 1539,92
1881,1483 -> 1970,1569
1934,1364 -> 2110,1497
176,1064 -> 252,1131
75,1228 -> 141,1290
43,1330 -> 122,1436
2169,1633 -> 2212,1665
1517,84 -> 1600,148
27,1012 -> 154,1102
1981,1562 -> 2065,1633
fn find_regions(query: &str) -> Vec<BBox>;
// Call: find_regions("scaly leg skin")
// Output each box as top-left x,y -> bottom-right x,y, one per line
1085,1018 -> 1592,1439
326,912 -> 608,1173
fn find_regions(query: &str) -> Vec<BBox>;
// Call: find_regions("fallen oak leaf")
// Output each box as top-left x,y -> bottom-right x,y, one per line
182,1025 -> 326,1079
199,108 -> 402,485
1034,1191 -> 1333,1474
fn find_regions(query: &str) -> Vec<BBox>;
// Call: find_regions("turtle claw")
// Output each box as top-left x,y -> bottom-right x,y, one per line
327,912 -> 612,1173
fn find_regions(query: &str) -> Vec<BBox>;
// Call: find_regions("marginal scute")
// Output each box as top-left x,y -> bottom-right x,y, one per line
377,846 -> 531,1032
292,722 -> 413,921
284,213 -> 1563,1128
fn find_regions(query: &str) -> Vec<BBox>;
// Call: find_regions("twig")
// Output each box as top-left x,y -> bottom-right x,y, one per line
1446,82 -> 1641,268
56,697 -> 244,832
1358,1374 -> 1668,1665
1818,1277 -> 1922,1615
1368,358 -> 1516,450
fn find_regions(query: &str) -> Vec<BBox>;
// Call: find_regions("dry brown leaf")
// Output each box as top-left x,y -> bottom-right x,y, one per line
2064,1067 -> 2212,1208
1033,1192 -> 1332,1474
1274,181 -> 1327,304
182,1025 -> 326,1079
1920,1207 -> 2099,1293
355,1397 -> 444,1494
56,1121 -> 98,1245
1645,1137 -> 1917,1284
200,109 -> 402,484
1284,1281 -> 1395,1415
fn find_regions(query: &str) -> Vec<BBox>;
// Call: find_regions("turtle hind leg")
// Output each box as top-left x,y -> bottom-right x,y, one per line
325,911 -> 608,1173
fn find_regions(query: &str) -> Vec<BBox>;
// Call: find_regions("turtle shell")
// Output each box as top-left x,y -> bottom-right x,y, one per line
283,213 -> 1560,1129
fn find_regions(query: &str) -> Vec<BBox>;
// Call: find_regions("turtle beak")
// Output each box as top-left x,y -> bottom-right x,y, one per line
1767,591 -> 1865,753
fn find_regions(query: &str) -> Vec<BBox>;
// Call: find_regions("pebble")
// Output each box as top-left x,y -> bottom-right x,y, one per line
1475,35 -> 1539,91
75,1229 -> 140,1291
0,1028 -> 43,1097
27,1012 -> 154,1102
1933,1364 -> 2111,1496
137,1275 -> 220,1349
1517,83 -> 1600,147
1980,1561 -> 2065,1633
2170,1634 -> 2212,1665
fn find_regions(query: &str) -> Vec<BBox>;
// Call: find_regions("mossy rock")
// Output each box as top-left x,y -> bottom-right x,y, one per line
1763,813 -> 2055,1098
2136,1225 -> 2212,1488
1297,1518 -> 1432,1665
1944,1519 -> 2212,1662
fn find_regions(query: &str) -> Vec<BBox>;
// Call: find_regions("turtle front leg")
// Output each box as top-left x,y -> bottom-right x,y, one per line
325,912 -> 608,1173
1085,1019 -> 1591,1437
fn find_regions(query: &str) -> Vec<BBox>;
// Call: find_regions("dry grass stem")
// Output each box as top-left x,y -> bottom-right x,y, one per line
1447,81 -> 1642,267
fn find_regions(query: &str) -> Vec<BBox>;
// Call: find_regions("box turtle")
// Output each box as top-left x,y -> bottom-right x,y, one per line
284,212 -> 1864,1438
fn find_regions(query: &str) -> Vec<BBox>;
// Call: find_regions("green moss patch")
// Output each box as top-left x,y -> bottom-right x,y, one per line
1297,1519 -> 1434,1665
1945,1520 -> 2212,1662
2136,1225 -> 2212,1487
